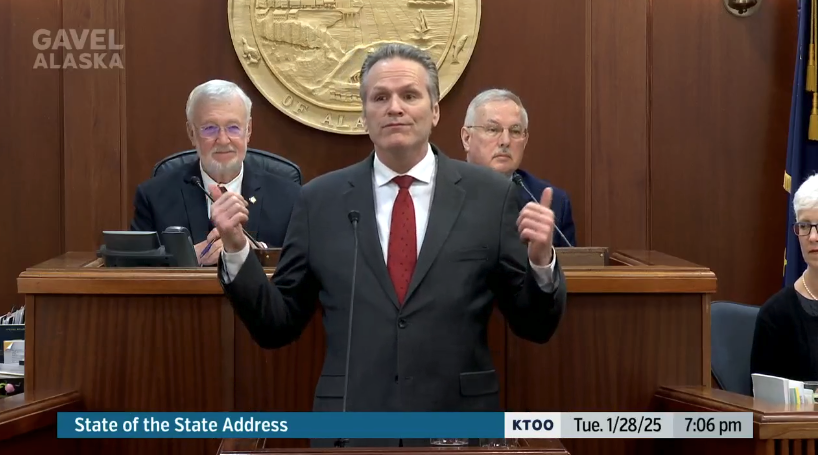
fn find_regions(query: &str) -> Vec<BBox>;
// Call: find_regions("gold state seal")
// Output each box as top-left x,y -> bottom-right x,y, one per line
228,0 -> 481,135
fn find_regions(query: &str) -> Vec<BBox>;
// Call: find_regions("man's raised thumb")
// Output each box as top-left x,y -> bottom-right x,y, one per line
540,187 -> 553,208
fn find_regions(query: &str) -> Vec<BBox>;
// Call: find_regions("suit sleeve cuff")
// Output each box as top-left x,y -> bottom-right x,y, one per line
529,246 -> 559,292
221,242 -> 251,284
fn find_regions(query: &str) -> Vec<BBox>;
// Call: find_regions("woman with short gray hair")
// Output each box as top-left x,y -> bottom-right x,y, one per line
751,173 -> 818,382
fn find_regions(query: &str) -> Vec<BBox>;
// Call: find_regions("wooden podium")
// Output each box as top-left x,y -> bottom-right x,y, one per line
16,248 -> 715,455
505,249 -> 715,455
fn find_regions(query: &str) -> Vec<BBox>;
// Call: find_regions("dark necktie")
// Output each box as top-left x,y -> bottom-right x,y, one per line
387,175 -> 417,305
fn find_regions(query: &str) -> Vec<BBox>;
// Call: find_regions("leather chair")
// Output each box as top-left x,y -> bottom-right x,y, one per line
152,148 -> 302,185
710,300 -> 760,396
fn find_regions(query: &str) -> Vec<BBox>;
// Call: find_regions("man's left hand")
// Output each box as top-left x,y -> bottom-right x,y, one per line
517,187 -> 555,266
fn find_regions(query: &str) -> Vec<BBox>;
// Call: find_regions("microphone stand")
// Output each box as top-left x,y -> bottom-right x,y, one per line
335,210 -> 360,448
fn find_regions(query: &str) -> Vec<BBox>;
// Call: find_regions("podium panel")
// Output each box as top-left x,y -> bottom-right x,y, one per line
17,249 -> 715,455
509,250 -> 716,455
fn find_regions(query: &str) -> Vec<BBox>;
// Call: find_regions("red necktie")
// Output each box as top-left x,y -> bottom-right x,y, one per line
387,175 -> 417,305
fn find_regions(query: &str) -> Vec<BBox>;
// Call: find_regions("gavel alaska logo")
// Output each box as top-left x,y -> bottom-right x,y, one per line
33,29 -> 123,69
228,0 -> 481,134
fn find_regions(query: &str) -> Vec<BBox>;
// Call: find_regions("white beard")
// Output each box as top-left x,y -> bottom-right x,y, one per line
200,145 -> 242,180
203,155 -> 241,177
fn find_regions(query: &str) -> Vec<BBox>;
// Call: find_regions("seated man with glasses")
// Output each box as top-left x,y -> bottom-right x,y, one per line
129,79 -> 301,265
751,173 -> 818,382
460,89 -> 576,247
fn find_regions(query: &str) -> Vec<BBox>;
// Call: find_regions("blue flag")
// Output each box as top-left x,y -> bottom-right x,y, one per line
785,0 -> 818,285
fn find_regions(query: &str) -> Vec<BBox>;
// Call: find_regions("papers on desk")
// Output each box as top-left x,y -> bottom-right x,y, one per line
2,340 -> 23,365
0,363 -> 23,377
752,373 -> 814,405
0,306 -> 24,393
0,306 -> 24,369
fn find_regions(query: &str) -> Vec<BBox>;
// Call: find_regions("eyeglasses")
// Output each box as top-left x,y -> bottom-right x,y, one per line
793,222 -> 818,236
198,124 -> 245,139
466,125 -> 527,140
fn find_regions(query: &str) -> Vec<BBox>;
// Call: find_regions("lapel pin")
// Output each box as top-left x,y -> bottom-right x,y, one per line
249,196 -> 257,204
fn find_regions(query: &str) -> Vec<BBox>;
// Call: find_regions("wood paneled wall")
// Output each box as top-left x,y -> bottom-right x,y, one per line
1,0 -> 795,311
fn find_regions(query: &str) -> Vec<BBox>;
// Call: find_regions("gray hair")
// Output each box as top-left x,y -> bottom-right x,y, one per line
185,79 -> 252,124
795,173 -> 818,217
464,88 -> 529,128
359,43 -> 440,105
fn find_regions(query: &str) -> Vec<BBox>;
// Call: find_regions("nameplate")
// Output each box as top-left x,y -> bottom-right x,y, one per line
555,247 -> 609,267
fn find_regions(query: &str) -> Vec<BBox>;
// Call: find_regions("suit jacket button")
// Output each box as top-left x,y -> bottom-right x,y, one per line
398,318 -> 407,329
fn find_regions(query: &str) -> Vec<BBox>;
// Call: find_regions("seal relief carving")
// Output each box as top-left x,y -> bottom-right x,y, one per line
229,0 -> 481,134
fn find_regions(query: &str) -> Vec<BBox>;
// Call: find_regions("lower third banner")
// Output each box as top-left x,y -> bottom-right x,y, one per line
56,412 -> 753,439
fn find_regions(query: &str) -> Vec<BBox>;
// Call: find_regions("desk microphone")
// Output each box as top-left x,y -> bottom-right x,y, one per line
511,173 -> 573,248
335,210 -> 360,448
184,176 -> 263,249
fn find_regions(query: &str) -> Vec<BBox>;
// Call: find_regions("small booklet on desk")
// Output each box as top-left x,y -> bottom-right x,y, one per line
752,373 -> 815,405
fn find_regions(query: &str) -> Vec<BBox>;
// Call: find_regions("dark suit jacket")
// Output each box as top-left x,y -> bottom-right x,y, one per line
130,159 -> 300,247
218,146 -> 566,444
514,169 -> 576,248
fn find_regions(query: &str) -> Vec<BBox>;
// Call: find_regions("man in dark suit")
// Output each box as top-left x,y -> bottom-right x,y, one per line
210,44 -> 566,446
461,89 -> 576,247
130,79 -> 300,265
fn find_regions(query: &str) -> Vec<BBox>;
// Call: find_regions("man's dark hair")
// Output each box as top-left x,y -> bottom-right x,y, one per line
359,43 -> 440,105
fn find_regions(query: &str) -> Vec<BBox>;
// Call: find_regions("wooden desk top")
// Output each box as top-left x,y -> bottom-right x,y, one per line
17,251 -> 716,295
656,386 -> 818,439
0,390 -> 81,441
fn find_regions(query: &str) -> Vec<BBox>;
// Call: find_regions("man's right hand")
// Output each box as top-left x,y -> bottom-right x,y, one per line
209,184 -> 249,253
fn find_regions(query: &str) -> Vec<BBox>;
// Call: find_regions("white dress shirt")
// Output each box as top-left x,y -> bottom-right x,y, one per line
221,145 -> 558,290
372,144 -> 436,261
200,162 -> 243,219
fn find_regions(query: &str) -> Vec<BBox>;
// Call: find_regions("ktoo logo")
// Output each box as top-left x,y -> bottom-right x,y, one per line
33,29 -> 123,69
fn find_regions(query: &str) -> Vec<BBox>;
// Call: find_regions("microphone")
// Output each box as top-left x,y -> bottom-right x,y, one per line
184,176 -> 263,249
512,173 -> 573,248
335,210 -> 360,448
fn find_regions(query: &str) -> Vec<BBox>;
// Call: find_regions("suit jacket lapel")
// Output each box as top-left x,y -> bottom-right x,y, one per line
180,162 -> 210,243
242,168 -> 263,239
403,151 -> 464,305
343,155 -> 401,309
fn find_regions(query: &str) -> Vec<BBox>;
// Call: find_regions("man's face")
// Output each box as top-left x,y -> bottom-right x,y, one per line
461,99 -> 528,176
361,57 -> 440,153
187,95 -> 252,180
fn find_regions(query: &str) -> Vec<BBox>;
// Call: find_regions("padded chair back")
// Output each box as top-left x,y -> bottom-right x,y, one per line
710,300 -> 760,396
152,148 -> 302,185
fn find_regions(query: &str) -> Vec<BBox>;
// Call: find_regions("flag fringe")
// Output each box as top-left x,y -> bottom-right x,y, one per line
785,171 -> 792,193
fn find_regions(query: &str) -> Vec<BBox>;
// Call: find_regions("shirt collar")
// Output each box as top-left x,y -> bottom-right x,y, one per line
373,144 -> 435,187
